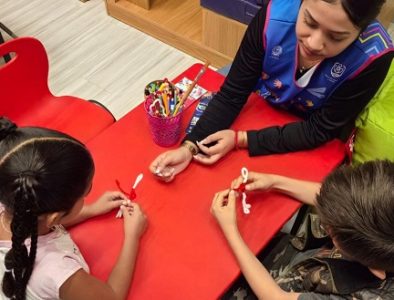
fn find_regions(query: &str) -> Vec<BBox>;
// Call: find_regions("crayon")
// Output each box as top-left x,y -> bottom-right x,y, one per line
162,92 -> 169,116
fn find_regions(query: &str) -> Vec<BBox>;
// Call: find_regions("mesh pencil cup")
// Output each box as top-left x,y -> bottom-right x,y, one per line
144,80 -> 182,147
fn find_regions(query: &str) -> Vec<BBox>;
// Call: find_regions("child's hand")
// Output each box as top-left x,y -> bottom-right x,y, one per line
231,172 -> 274,192
87,191 -> 128,217
211,189 -> 238,232
121,202 -> 147,240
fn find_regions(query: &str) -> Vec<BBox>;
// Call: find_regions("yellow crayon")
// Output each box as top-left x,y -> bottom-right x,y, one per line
162,92 -> 169,116
158,82 -> 167,92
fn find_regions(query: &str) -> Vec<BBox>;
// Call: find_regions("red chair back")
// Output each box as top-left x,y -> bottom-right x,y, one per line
0,37 -> 115,142
0,37 -> 52,119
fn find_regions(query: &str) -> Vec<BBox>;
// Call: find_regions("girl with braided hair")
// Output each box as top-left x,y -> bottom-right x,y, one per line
0,117 -> 147,300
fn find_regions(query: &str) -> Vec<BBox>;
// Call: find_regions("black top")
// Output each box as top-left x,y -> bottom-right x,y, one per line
186,4 -> 393,156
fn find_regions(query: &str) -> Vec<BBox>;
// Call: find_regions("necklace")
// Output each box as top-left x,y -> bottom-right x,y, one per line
298,53 -> 322,74
299,66 -> 308,74
0,212 -> 11,234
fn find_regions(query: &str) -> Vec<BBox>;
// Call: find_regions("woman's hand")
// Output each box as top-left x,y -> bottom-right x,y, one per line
211,189 -> 238,233
231,172 -> 275,192
149,146 -> 193,182
121,202 -> 148,240
193,130 -> 236,165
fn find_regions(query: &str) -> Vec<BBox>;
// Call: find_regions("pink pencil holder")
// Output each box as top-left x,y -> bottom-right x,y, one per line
144,80 -> 182,147
144,101 -> 182,147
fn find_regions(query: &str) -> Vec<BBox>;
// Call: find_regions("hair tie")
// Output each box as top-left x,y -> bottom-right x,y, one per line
19,170 -> 38,178
0,117 -> 17,140
4,250 -> 16,271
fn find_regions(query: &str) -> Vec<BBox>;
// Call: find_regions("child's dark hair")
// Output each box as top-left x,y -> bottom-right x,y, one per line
316,160 -> 394,272
0,117 -> 94,299
322,0 -> 386,30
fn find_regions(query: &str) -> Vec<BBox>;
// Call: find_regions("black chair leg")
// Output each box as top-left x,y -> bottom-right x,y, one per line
0,31 -> 11,63
0,22 -> 18,63
0,23 -> 17,38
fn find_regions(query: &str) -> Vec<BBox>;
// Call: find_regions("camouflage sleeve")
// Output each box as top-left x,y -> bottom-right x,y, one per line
298,293 -> 351,300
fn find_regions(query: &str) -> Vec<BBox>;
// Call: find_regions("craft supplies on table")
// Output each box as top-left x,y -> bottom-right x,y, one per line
144,79 -> 183,147
144,63 -> 209,147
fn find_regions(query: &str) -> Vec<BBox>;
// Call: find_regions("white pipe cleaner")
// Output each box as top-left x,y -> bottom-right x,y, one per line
116,173 -> 143,218
240,167 -> 251,214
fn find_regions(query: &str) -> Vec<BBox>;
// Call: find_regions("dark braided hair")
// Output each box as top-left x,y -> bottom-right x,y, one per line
3,176 -> 39,299
0,117 -> 94,299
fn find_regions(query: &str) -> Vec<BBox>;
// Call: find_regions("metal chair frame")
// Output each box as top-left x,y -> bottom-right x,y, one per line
0,22 -> 17,62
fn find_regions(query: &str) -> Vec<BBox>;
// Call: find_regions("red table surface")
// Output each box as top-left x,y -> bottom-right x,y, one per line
70,64 -> 345,299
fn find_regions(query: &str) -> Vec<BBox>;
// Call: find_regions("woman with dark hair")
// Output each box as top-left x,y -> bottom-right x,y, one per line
0,117 -> 147,300
150,0 -> 394,182
212,160 -> 394,299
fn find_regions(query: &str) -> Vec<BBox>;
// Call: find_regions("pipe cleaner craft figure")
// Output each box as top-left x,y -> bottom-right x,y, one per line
116,173 -> 144,218
235,167 -> 251,214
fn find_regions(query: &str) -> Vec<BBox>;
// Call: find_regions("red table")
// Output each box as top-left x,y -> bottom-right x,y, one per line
70,64 -> 345,299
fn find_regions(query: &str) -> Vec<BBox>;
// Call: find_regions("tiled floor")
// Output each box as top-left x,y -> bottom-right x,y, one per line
0,0 -> 201,119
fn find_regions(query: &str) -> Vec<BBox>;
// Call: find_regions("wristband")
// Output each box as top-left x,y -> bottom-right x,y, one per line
182,140 -> 199,156
234,131 -> 239,150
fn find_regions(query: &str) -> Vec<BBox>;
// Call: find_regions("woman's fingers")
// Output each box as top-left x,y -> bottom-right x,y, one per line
193,153 -> 221,165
